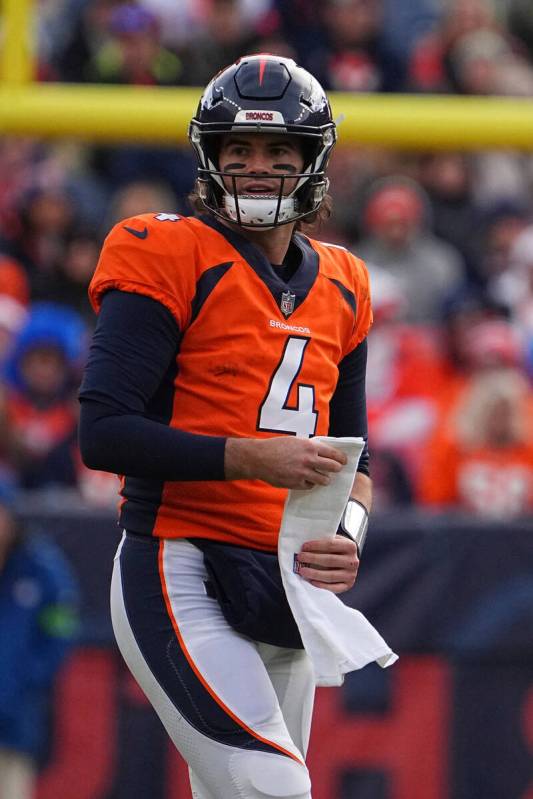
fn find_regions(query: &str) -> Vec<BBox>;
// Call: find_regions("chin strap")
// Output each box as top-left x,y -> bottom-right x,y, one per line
223,195 -> 299,227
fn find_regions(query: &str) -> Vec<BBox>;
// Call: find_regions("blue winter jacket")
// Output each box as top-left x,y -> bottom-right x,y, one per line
0,533 -> 79,757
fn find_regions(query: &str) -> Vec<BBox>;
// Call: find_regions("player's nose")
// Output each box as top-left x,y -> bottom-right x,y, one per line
245,148 -> 270,173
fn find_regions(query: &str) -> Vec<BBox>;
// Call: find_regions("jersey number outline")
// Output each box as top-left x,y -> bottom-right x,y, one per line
258,336 -> 318,438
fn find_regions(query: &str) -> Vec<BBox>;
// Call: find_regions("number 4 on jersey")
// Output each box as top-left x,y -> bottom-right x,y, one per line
258,337 -> 318,438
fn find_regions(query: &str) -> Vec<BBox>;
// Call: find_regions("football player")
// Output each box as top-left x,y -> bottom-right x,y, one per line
79,54 -> 372,799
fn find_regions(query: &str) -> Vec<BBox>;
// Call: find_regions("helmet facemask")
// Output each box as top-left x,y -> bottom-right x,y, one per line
190,126 -> 334,229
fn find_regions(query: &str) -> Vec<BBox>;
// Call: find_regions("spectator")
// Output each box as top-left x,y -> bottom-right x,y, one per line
408,0 -> 513,93
41,228 -> 101,323
436,289 -> 511,392
38,0 -> 85,77
0,491 -> 79,799
86,3 -> 184,86
304,0 -> 406,93
416,152 -> 485,284
380,0 -> 440,65
365,265 -> 448,488
55,0 -> 127,83
473,200 -> 531,288
103,179 -> 178,230
320,146 -> 407,244
2,304 -> 87,490
178,0 -> 261,87
418,322 -> 533,517
1,183 -> 80,300
356,176 -> 466,321
446,28 -> 533,96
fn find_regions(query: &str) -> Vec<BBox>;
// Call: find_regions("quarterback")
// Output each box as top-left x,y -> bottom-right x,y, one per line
79,54 -> 372,799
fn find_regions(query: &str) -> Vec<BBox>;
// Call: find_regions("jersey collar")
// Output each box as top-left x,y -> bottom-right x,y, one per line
199,215 -> 319,318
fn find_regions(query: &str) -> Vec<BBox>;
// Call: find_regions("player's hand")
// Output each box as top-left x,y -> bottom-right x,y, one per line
295,536 -> 359,593
224,436 -> 347,490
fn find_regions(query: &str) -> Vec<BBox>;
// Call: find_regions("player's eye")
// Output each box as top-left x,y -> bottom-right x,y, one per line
229,145 -> 249,157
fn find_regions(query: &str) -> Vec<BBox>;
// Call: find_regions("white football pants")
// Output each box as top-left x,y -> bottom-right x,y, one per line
111,532 -> 315,798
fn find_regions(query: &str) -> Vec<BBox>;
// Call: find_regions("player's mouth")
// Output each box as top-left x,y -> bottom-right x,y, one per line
241,181 -> 278,194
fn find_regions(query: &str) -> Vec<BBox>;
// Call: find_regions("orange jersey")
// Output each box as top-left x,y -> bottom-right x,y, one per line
89,213 -> 372,549
418,433 -> 533,517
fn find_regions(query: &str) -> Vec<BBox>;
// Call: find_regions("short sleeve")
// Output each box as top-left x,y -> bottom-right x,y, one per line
88,214 -> 199,330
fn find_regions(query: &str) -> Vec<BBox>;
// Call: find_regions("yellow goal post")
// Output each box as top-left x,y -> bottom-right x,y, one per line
2,0 -> 533,149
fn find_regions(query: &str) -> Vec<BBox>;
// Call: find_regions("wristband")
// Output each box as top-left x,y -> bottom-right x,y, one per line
337,498 -> 368,557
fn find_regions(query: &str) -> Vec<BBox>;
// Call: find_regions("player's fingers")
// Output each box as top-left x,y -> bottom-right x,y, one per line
296,559 -> 358,580
296,563 -> 344,580
314,458 -> 344,477
296,468 -> 332,489
296,551 -> 355,569
315,451 -> 347,474
301,457 -> 343,486
316,445 -> 348,466
297,565 -> 357,592
301,537 -> 358,555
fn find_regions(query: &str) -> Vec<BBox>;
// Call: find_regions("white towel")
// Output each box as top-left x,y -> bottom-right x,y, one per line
278,436 -> 398,687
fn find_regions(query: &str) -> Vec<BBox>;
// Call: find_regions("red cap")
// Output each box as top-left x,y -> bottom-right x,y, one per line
365,185 -> 424,229
0,255 -> 30,306
463,320 -> 523,367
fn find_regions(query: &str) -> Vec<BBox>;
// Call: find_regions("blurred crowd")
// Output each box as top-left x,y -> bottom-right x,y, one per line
0,0 -> 533,520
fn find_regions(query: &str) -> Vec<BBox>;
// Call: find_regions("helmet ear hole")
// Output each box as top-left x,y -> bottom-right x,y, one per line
300,139 -> 318,170
203,135 -> 222,169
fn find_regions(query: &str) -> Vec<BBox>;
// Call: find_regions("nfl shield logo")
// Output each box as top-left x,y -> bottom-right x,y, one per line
280,290 -> 296,317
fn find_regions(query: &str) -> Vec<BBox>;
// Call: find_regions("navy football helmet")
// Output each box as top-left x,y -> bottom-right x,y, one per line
188,54 -> 337,228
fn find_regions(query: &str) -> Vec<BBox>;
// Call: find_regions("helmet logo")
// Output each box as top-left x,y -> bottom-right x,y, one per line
280,290 -> 296,317
259,58 -> 267,86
